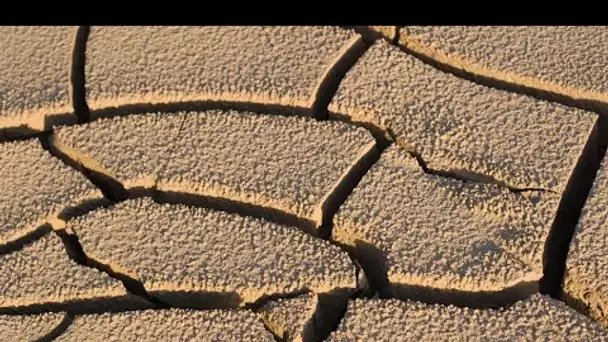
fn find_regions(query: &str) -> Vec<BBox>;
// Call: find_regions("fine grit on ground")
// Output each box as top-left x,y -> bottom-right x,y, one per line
2,26 -> 608,341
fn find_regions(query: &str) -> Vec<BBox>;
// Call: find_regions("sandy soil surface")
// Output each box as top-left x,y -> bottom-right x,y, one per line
1,26 -> 608,341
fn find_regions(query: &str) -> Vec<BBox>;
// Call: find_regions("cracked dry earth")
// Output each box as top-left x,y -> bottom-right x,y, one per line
3,26 -> 608,342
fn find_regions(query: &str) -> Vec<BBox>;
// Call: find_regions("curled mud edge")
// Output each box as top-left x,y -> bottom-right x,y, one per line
0,180 -> 106,256
48,129 -> 321,235
7,24 -> 551,196
55,228 -> 164,309
37,118 -> 373,340
0,224 -> 53,256
34,113 -> 608,334
0,26 -> 89,142
551,117 -> 608,327
11,68 -> 557,197
58,225 -> 360,327
39,132 -> 368,300
88,100 -> 315,123
6,25 -> 604,332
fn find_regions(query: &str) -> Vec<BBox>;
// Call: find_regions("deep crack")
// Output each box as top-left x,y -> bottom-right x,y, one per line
54,229 -> 168,308
312,35 -> 370,120
71,26 -> 91,124
2,25 -> 606,337
540,118 -> 607,297
36,312 -> 74,342
0,224 -> 52,256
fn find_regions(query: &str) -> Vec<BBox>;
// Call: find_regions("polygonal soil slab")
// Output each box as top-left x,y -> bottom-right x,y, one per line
333,146 -> 561,306
329,39 -> 597,193
400,26 -> 608,108
565,156 -> 608,328
0,312 -> 68,341
52,110 -> 377,234
0,139 -> 100,247
85,26 -> 362,116
0,26 -> 77,136
56,309 -> 274,341
327,295 -> 607,341
68,198 -> 359,308
160,110 -> 377,234
0,232 -> 145,312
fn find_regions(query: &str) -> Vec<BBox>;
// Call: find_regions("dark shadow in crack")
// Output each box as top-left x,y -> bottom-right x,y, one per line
328,111 -> 393,148
318,142 -> 382,239
312,36 -> 370,121
37,312 -> 74,342
0,224 -> 52,256
90,100 -> 313,122
0,296 -> 152,315
0,125 -> 42,143
389,280 -> 538,310
560,290 -> 593,319
46,126 -> 325,236
55,229 -> 166,309
337,239 -> 539,309
342,26 -> 399,45
152,190 -> 319,236
311,290 -> 352,342
245,290 -> 311,312
254,288 -> 354,342
56,197 -> 112,224
540,119 -> 606,297
71,26 -> 91,124
259,319 -> 283,342
397,39 -> 608,120
0,114 -> 76,143
46,134 -> 130,202
150,290 -> 242,310
333,239 -> 389,296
